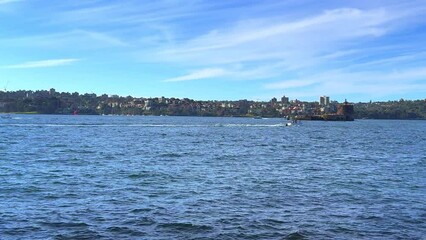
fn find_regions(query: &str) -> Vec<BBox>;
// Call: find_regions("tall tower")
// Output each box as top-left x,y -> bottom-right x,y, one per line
337,99 -> 354,121
320,96 -> 329,106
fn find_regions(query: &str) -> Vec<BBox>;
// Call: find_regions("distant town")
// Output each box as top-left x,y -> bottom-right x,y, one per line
1,88 -> 425,119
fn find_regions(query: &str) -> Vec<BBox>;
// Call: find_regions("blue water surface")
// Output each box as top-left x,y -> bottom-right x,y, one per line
0,115 -> 425,239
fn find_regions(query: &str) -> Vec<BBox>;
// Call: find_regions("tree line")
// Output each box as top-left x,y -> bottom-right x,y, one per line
353,99 -> 426,119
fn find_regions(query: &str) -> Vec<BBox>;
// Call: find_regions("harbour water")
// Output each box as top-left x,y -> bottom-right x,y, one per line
0,115 -> 425,239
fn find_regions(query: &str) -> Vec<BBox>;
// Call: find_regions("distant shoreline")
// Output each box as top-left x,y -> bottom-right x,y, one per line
1,89 -> 425,120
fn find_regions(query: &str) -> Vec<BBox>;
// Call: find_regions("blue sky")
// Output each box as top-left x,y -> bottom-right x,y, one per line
1,0 -> 426,102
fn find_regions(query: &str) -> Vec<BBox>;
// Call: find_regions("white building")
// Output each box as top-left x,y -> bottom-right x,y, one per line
320,96 -> 330,106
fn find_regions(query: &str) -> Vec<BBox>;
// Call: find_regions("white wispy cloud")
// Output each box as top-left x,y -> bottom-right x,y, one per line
1,30 -> 128,49
345,51 -> 426,70
52,1 -> 203,26
77,30 -> 128,47
264,79 -> 319,89
4,58 -> 80,69
163,68 -> 227,82
155,7 -> 396,65
263,67 -> 426,100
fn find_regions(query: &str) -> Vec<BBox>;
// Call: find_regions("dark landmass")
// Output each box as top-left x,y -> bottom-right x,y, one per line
1,89 -> 425,119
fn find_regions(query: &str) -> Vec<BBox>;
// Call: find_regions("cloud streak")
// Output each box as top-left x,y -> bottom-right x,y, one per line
263,67 -> 426,100
52,1 -> 204,27
155,7 -> 398,64
0,30 -> 128,49
264,79 -> 318,90
4,59 -> 80,69
163,68 -> 227,82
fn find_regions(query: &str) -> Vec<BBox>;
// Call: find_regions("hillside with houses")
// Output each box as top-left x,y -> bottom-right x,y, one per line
1,89 -> 425,119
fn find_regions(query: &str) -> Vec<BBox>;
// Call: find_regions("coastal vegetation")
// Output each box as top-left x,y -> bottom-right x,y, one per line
354,99 -> 426,119
1,89 -> 425,119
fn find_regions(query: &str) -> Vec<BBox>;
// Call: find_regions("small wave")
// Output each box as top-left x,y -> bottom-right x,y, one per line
24,186 -> 43,193
107,226 -> 132,233
106,226 -> 145,236
285,231 -> 307,240
356,214 -> 383,221
128,172 -> 148,179
44,194 -> 60,200
40,221 -> 89,228
130,208 -> 152,213
78,150 -> 97,154
159,152 -> 183,158
329,226 -> 355,234
52,180 -> 67,185
124,217 -> 156,226
261,218 -> 287,227
48,144 -> 68,148
2,226 -> 42,236
54,230 -> 104,240
157,222 -> 214,232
